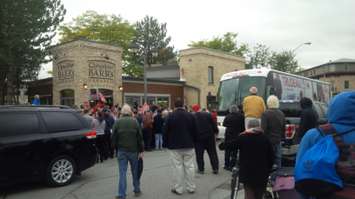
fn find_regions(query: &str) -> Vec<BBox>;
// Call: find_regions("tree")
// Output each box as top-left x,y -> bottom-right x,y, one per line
269,50 -> 299,73
0,0 -> 66,104
132,16 -> 176,67
188,32 -> 248,57
245,44 -> 271,69
59,11 -> 138,76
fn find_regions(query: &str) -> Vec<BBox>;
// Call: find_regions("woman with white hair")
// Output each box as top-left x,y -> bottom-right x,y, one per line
261,95 -> 285,169
112,104 -> 144,199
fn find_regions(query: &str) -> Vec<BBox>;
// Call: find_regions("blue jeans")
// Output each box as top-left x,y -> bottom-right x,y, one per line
155,134 -> 163,149
117,150 -> 140,198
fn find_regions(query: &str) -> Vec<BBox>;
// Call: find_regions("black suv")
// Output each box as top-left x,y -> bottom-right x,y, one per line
0,106 -> 97,186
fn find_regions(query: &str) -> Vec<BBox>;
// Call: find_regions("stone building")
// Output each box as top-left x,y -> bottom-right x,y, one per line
179,48 -> 245,108
28,39 -> 245,109
51,39 -> 123,107
299,58 -> 355,95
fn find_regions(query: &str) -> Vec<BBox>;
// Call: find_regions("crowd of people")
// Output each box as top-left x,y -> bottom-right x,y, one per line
77,86 -> 355,199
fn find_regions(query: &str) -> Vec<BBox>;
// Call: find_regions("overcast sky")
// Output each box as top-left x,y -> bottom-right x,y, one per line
39,0 -> 355,78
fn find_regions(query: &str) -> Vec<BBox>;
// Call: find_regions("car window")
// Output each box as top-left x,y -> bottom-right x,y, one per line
0,112 -> 40,137
41,112 -> 84,133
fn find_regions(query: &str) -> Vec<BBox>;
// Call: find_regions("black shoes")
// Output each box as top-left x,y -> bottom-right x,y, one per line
213,170 -> 219,174
224,166 -> 232,171
197,170 -> 204,174
134,191 -> 142,197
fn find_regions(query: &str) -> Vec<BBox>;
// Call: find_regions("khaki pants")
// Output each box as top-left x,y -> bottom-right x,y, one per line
244,117 -> 261,129
169,149 -> 196,194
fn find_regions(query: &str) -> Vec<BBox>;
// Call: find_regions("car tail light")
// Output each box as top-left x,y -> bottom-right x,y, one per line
285,124 -> 297,140
85,131 -> 97,139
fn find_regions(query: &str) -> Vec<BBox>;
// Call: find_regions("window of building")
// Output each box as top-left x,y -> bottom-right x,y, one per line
124,94 -> 170,108
208,66 -> 214,84
157,97 -> 169,109
60,89 -> 74,107
0,112 -> 40,137
125,96 -> 141,108
344,80 -> 350,89
147,96 -> 156,105
89,89 -> 113,106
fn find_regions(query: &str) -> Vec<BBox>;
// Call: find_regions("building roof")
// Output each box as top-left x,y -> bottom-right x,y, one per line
330,58 -> 355,64
122,76 -> 184,84
146,63 -> 180,72
49,38 -> 123,52
179,47 -> 245,62
31,76 -> 184,85
300,58 -> 355,72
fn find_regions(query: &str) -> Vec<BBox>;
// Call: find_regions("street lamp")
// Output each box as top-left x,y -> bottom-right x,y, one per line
129,44 -> 158,104
292,42 -> 312,53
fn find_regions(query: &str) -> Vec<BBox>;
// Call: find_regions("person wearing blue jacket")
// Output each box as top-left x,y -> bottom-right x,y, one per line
297,92 -> 355,162
31,94 -> 40,105
296,91 -> 355,199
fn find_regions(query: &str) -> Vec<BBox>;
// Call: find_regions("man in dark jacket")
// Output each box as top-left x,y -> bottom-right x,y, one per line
298,97 -> 319,139
142,110 -> 153,151
192,104 -> 219,174
164,99 -> 197,195
103,108 -> 115,158
223,104 -> 245,170
261,95 -> 285,169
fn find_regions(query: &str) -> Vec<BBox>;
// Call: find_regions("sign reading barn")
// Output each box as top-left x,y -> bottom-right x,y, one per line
57,61 -> 74,81
88,61 -> 115,80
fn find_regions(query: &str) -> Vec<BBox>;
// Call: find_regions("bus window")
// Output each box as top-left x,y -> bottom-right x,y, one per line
218,78 -> 239,111
218,76 -> 266,111
239,76 -> 266,101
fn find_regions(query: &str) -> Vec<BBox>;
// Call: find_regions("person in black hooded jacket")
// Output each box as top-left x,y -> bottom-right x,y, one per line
298,97 -> 319,139
192,104 -> 219,174
223,104 -> 245,170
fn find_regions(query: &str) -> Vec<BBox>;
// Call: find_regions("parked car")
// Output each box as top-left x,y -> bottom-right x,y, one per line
0,105 -> 97,187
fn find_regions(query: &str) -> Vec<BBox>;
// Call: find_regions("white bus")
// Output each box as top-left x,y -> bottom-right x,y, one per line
217,68 -> 331,143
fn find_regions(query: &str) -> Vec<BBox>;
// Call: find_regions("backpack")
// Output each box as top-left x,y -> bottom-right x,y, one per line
295,124 -> 355,197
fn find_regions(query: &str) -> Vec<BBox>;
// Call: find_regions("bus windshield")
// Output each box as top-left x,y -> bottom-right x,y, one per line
218,76 -> 266,111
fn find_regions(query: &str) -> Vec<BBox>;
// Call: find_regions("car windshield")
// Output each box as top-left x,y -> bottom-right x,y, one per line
218,76 -> 266,111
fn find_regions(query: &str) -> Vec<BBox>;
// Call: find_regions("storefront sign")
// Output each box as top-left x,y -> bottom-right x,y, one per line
88,61 -> 114,80
57,61 -> 74,81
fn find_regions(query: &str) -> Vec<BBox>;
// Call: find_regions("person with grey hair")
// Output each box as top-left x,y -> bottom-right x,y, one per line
223,104 -> 245,170
228,118 -> 274,199
261,95 -> 285,169
112,104 -> 144,199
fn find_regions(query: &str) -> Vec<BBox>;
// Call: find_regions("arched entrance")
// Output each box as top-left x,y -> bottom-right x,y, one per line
90,88 -> 113,106
60,89 -> 74,107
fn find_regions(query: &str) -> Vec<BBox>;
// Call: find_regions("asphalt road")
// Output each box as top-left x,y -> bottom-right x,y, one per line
0,149 -> 233,199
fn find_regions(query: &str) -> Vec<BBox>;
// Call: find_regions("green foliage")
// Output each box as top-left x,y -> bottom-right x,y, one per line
188,32 -> 248,56
269,50 -> 299,73
132,16 -> 176,66
245,44 -> 271,69
59,11 -> 135,51
0,0 -> 66,104
60,13 -> 176,77
59,11 -> 139,76
245,44 -> 299,73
